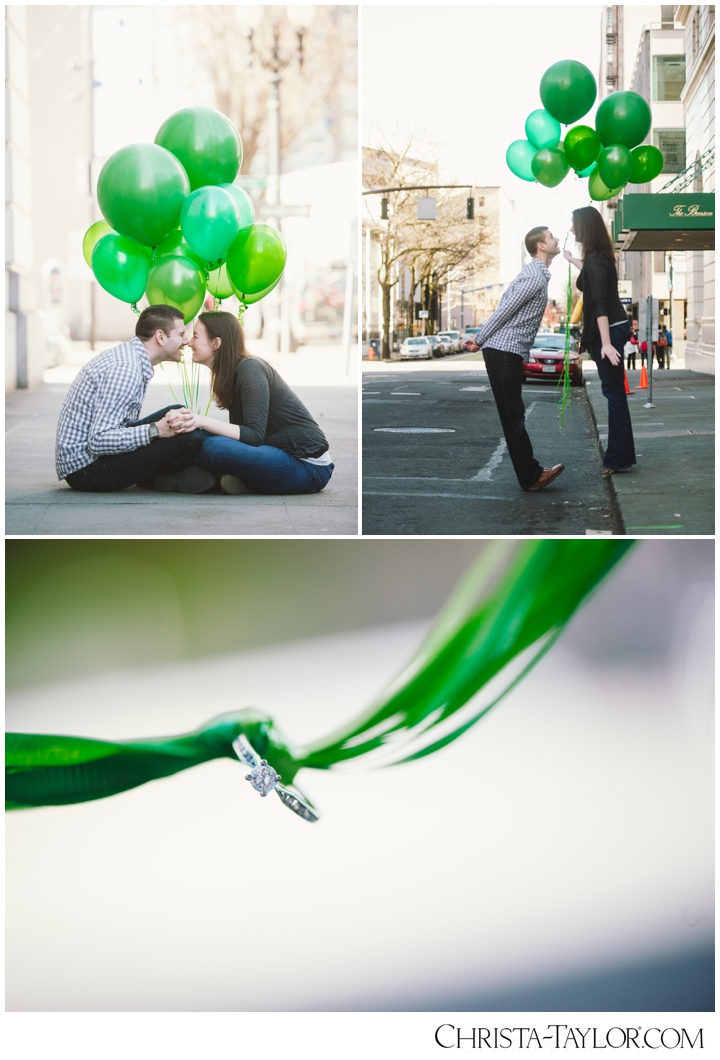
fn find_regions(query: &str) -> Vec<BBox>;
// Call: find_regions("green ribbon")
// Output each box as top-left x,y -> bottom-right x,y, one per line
6,541 -> 636,812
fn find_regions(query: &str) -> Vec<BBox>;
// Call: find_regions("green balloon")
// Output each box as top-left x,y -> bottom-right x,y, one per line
146,255 -> 207,324
531,147 -> 570,188
219,184 -> 255,229
506,139 -> 536,181
577,162 -> 597,178
595,91 -> 652,148
588,167 -> 625,202
564,125 -> 601,170
629,144 -> 665,183
525,109 -> 561,150
156,229 -> 208,269
97,143 -> 190,247
82,220 -> 114,268
226,224 -> 287,300
155,106 -> 243,191
91,234 -> 152,304
207,263 -> 234,300
597,144 -> 634,188
229,274 -> 281,306
540,60 -> 597,125
180,186 -> 240,264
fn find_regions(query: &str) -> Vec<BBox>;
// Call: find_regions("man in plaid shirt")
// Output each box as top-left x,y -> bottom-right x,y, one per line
56,304 -> 214,493
464,227 -> 565,492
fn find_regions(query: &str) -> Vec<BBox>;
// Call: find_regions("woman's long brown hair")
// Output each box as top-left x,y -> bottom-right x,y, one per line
572,205 -> 616,263
198,311 -> 249,410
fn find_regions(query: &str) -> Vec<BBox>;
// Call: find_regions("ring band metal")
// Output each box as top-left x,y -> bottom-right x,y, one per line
232,735 -> 319,823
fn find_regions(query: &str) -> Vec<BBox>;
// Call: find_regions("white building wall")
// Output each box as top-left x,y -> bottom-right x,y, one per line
677,4 -> 715,373
5,6 -> 43,390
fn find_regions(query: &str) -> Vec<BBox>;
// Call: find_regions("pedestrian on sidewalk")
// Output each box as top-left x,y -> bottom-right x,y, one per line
564,206 -> 636,479
462,227 -> 565,492
625,329 -> 638,370
55,305 -> 211,493
168,312 -> 334,495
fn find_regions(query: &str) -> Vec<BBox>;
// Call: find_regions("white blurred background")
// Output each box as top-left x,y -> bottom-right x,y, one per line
5,539 -> 714,1011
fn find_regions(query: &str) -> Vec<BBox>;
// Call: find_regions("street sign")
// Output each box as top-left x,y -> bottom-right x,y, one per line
417,196 -> 436,220
419,310 -> 429,319
618,279 -> 633,305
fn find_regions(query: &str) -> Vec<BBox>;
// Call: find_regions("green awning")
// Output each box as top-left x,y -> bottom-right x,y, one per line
613,193 -> 715,251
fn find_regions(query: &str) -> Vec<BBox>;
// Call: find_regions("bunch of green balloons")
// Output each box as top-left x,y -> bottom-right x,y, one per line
505,61 -> 664,200
82,106 -> 287,321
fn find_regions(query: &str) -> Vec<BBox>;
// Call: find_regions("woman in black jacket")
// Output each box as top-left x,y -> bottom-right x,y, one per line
564,206 -> 635,478
168,312 -> 333,495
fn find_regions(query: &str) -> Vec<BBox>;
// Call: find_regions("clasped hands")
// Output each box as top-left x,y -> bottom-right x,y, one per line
158,408 -> 205,437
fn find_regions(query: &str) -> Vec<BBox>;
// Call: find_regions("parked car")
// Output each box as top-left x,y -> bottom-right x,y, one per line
437,331 -> 462,354
523,333 -> 584,387
424,335 -> 443,358
399,336 -> 433,360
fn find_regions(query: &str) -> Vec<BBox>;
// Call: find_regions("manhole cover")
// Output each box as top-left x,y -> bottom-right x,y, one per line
373,428 -> 456,433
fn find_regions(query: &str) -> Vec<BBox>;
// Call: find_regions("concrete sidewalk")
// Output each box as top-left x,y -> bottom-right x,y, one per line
6,345 -> 358,537
584,365 -> 714,535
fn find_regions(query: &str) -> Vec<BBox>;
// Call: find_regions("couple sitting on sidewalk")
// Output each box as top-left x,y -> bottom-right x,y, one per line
55,305 -> 334,497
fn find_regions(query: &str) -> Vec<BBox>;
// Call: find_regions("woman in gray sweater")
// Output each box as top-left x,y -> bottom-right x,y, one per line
170,312 -> 333,495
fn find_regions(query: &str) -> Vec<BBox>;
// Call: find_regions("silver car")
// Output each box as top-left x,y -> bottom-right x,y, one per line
399,336 -> 433,360
437,331 -> 462,354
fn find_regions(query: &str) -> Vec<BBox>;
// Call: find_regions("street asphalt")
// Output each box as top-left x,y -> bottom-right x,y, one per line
6,349 -> 358,537
362,355 -> 714,537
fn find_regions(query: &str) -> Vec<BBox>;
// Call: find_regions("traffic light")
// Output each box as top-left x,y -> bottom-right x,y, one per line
381,197 -> 389,220
466,197 -> 474,220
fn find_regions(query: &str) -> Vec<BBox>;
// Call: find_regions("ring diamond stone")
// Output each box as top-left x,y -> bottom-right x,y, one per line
232,735 -> 319,823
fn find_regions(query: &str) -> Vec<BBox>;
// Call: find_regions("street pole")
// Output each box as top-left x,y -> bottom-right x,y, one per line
667,251 -> 674,362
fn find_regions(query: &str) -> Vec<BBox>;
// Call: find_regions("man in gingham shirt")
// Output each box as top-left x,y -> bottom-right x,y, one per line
464,227 -> 565,492
56,304 -> 213,493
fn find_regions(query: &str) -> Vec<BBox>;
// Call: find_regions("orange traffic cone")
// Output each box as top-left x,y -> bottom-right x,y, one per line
636,364 -> 648,390
624,369 -> 634,394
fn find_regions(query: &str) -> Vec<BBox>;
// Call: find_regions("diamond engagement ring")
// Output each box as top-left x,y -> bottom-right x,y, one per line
232,735 -> 319,824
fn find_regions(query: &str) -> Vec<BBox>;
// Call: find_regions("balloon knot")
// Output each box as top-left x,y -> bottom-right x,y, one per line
130,303 -> 141,316
151,246 -> 158,262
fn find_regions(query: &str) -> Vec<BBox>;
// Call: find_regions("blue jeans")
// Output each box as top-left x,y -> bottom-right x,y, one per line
590,321 -> 636,470
196,435 -> 334,494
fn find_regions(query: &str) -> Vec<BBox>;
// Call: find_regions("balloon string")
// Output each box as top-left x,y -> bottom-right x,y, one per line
237,302 -> 246,325
213,297 -> 220,311
130,303 -> 141,316
151,246 -> 158,262
557,264 -> 573,427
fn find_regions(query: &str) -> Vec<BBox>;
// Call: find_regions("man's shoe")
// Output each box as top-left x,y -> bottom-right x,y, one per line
526,464 -> 565,492
153,466 -> 216,494
220,474 -> 254,495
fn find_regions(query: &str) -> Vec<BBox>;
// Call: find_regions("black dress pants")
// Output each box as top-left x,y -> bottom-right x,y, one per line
483,349 -> 543,490
65,405 -> 205,492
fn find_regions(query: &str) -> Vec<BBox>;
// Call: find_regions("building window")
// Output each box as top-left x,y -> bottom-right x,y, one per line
653,55 -> 686,100
660,6 -> 675,28
653,129 -> 686,172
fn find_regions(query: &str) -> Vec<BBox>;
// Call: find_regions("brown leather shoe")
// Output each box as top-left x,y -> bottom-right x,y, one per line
526,464 -> 565,492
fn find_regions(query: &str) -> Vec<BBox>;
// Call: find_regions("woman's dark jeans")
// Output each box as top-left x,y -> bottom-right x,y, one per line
590,322 -> 636,470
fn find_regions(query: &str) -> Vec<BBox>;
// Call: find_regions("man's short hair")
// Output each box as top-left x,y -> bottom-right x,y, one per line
525,227 -> 549,257
135,305 -> 184,341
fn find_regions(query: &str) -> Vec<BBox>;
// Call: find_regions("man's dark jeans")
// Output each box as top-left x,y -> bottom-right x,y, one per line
590,321 -> 636,470
483,348 -> 543,490
65,405 -> 205,492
